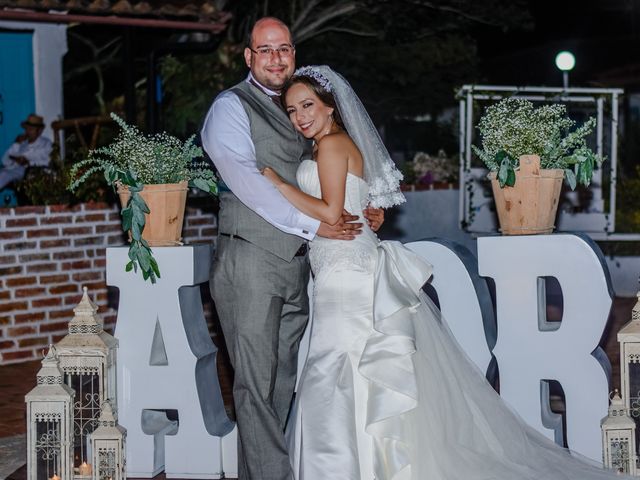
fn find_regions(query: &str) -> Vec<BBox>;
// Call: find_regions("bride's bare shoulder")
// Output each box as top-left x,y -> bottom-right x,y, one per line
317,131 -> 363,176
317,131 -> 354,152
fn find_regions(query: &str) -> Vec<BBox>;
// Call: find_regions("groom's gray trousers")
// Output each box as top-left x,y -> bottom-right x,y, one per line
211,234 -> 310,480
209,79 -> 311,479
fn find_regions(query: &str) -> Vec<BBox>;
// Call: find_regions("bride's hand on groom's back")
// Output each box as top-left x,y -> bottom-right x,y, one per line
317,210 -> 362,240
363,206 -> 384,232
260,167 -> 284,186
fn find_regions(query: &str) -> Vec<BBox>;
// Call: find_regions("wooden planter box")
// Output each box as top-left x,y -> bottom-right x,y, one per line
488,155 -> 564,235
117,182 -> 188,246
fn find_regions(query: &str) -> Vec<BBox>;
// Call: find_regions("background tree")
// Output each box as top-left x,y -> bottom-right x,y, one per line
159,0 -> 531,151
64,28 -> 123,116
62,0 -> 532,147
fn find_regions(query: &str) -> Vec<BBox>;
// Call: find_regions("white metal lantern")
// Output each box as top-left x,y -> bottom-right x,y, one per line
25,346 -> 75,480
90,401 -> 126,480
619,291 -> 640,409
618,291 -> 640,452
601,389 -> 637,474
55,286 -> 119,476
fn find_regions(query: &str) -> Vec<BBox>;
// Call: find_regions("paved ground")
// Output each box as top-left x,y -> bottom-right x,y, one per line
0,361 -> 39,438
0,361 -> 38,480
0,435 -> 25,480
0,296 -> 636,479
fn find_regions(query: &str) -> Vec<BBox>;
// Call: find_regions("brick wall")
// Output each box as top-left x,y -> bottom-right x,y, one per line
0,201 -> 217,365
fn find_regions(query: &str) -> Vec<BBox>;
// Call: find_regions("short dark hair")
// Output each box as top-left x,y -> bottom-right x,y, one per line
282,75 -> 345,130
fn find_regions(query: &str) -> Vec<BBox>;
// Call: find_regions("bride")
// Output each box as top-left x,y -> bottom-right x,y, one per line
262,65 -> 625,480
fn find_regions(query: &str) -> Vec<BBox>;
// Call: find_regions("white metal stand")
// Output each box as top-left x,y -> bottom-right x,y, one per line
457,85 -> 624,236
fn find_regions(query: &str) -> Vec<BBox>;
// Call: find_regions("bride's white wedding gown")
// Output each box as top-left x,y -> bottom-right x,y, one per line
287,158 -> 624,480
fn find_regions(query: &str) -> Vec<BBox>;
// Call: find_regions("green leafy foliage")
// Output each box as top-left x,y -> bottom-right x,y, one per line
121,189 -> 160,283
68,113 -> 218,283
159,54 -> 243,139
617,166 -> 640,233
495,151 -> 517,188
17,140 -> 113,205
472,98 -> 603,189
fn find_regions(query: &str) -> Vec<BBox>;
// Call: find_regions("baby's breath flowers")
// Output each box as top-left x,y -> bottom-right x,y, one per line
68,113 -> 218,283
68,113 -> 217,192
472,98 -> 602,189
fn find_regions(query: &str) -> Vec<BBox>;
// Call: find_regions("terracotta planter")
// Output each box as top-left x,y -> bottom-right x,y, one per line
488,155 -> 563,235
117,181 -> 188,246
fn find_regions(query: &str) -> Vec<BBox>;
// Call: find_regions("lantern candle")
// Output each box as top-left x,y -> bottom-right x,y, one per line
78,461 -> 92,475
50,475 -> 61,480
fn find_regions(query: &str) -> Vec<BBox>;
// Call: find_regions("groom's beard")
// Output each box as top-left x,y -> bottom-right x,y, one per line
252,61 -> 294,91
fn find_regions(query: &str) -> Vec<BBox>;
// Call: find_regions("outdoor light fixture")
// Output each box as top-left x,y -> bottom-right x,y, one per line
555,51 -> 575,89
617,292 -> 640,465
25,347 -> 75,480
90,401 -> 126,480
55,287 -> 118,478
601,390 -> 637,474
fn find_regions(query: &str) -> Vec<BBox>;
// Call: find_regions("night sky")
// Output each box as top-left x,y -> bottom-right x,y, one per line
476,0 -> 640,89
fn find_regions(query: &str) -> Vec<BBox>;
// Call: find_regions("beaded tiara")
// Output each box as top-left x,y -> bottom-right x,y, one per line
293,66 -> 333,92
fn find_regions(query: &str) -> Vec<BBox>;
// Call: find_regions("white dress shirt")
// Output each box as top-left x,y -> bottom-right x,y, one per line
201,74 -> 319,240
1,135 -> 52,169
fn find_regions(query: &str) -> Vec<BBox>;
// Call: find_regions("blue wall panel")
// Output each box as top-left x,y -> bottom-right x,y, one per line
0,31 -> 36,156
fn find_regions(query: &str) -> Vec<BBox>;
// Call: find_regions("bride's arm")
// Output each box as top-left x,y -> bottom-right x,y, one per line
263,136 -> 348,225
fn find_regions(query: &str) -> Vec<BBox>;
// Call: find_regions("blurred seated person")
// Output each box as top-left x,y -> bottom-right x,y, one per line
0,114 -> 52,190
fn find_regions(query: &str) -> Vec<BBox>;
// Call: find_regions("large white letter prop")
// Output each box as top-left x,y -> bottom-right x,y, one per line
107,246 -> 236,478
478,234 -> 612,462
406,239 -> 495,376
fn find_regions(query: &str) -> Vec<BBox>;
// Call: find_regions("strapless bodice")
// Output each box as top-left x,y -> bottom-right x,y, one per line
296,159 -> 370,216
295,159 -> 379,274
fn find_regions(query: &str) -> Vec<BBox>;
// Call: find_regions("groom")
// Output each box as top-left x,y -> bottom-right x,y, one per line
201,17 -> 382,479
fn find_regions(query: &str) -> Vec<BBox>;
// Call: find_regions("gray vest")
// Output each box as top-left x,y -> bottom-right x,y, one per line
217,80 -> 311,261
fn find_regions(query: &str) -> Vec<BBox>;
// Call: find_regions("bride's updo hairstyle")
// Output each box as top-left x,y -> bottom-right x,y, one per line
282,68 -> 345,130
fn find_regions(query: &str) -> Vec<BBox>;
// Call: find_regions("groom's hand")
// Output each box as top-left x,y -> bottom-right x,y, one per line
316,210 -> 362,240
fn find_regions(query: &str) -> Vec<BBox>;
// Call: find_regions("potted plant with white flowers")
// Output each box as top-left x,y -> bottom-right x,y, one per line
472,97 -> 602,235
69,113 -> 217,283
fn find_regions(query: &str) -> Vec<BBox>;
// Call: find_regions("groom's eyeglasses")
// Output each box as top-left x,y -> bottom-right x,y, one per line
249,45 -> 295,57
